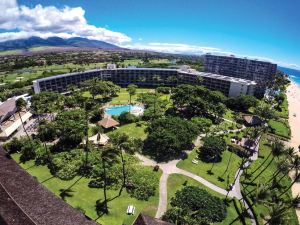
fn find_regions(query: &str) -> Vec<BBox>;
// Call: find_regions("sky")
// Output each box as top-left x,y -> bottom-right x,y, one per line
1,0 -> 300,69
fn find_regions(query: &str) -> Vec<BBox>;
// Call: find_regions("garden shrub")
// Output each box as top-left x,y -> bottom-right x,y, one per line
156,86 -> 171,94
199,136 -> 226,162
52,149 -> 84,180
3,137 -> 23,154
127,167 -> 157,200
118,111 -> 136,124
163,186 -> 227,224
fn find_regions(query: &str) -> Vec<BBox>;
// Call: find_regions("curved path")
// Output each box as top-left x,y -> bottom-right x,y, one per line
136,122 -> 258,224
136,153 -> 240,218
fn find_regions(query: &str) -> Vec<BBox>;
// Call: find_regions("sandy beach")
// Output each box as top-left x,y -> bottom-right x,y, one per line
286,81 -> 300,222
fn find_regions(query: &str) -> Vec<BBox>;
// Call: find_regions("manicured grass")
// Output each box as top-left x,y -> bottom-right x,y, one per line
109,88 -> 154,105
177,148 -> 243,189
107,123 -> 148,140
268,119 -> 290,139
210,120 -> 238,133
240,136 -> 298,225
275,94 -> 289,119
82,88 -> 155,105
167,174 -> 250,225
11,153 -> 161,225
2,62 -> 106,84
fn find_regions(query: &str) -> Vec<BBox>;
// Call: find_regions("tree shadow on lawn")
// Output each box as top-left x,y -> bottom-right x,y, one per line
41,175 -> 54,184
59,176 -> 83,201
59,188 -> 75,201
24,164 -> 36,170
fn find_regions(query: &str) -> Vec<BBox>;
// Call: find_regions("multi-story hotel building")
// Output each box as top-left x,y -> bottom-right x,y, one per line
33,65 -> 256,97
203,54 -> 277,96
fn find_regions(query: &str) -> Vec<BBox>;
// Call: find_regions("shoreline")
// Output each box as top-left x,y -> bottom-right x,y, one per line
286,81 -> 300,222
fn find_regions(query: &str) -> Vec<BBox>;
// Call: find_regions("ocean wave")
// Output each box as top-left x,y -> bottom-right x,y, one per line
290,75 -> 296,78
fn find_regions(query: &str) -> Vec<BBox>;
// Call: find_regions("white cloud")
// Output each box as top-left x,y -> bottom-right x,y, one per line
123,42 -> 234,55
0,1 -> 131,44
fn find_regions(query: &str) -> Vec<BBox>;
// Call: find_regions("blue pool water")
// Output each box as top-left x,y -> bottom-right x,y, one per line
105,105 -> 144,116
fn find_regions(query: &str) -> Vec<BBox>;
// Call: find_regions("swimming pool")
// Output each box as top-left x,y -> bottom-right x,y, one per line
105,105 -> 144,116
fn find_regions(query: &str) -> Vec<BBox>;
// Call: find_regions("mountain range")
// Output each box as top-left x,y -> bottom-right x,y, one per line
0,36 -> 120,51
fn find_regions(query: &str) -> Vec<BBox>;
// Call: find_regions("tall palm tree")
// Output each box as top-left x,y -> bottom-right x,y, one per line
127,84 -> 138,105
84,102 -> 90,167
264,205 -> 288,225
152,75 -> 161,115
16,98 -> 30,139
109,132 -> 140,196
268,147 -> 296,183
109,133 -> 129,193
248,140 -> 285,185
267,158 -> 290,184
278,169 -> 300,199
286,195 -> 300,211
98,143 -> 119,214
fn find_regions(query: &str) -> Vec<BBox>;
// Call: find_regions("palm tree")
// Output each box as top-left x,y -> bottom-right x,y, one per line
267,158 -> 290,184
286,195 -> 300,211
137,76 -> 146,86
196,76 -> 203,85
127,84 -> 138,105
278,169 -> 300,199
248,140 -> 285,185
83,102 -> 90,167
109,133 -> 129,193
16,98 -> 30,139
98,143 -> 119,214
152,75 -> 161,115
109,132 -> 140,196
264,205 -> 288,225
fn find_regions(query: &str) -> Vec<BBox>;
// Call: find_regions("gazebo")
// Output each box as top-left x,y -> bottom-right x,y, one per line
243,115 -> 263,126
98,117 -> 120,130
82,133 -> 109,146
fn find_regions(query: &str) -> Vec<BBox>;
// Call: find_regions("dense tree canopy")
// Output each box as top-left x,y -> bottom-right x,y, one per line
191,117 -> 212,132
171,84 -> 227,120
163,186 -> 227,225
54,109 -> 87,150
81,78 -> 120,100
199,136 -> 227,162
144,117 -> 198,161
31,92 -> 65,114
226,95 -> 258,112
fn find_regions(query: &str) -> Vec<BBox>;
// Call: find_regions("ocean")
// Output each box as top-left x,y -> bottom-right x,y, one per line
278,66 -> 300,86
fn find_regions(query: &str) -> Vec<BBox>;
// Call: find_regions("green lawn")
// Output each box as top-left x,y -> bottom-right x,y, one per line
167,174 -> 251,225
177,148 -> 243,189
268,119 -> 290,139
109,88 -> 154,105
274,94 -> 289,119
107,123 -> 148,140
2,62 -> 106,84
211,120 -> 238,133
11,153 -> 161,225
82,88 -> 155,105
240,136 -> 298,225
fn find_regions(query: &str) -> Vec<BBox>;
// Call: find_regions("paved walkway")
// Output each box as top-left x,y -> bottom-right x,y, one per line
136,153 -> 239,218
136,122 -> 258,224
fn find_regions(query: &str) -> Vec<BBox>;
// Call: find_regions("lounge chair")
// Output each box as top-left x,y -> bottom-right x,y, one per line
127,205 -> 135,215
192,159 -> 198,164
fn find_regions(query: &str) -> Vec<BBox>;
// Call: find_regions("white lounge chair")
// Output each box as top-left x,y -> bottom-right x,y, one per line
127,205 -> 135,215
192,159 -> 198,164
